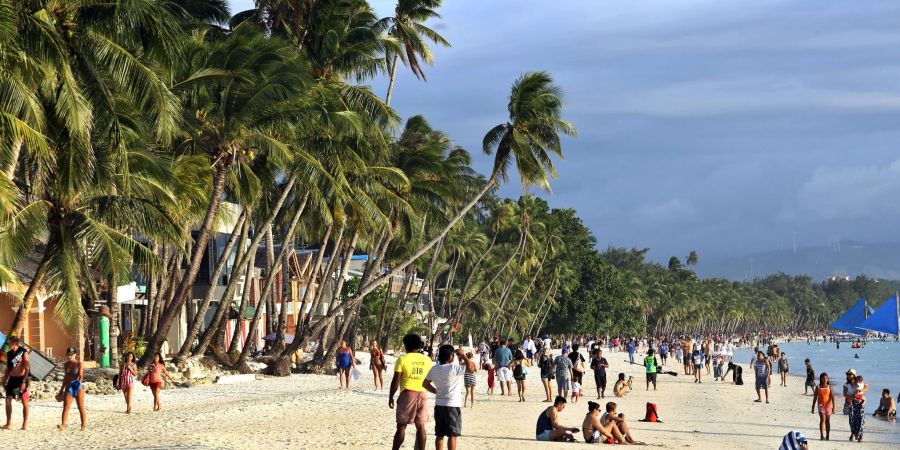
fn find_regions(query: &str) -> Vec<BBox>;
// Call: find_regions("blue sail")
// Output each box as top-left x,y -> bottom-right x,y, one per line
858,296 -> 899,336
830,298 -> 870,335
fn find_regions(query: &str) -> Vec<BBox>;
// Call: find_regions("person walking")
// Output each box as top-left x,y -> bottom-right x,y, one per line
753,351 -> 771,403
145,352 -> 174,411
370,340 -> 386,391
463,352 -> 477,408
117,352 -> 138,413
389,334 -> 432,450
522,335 -> 537,365
626,340 -> 636,365
335,339 -> 355,390
811,372 -> 834,441
513,348 -> 528,402
804,359 -> 815,395
554,350 -> 573,398
778,352 -> 789,387
644,349 -> 659,391
538,350 -> 555,402
423,345 -> 476,450
590,349 -> 609,399
2,336 -> 30,430
492,340 -> 513,396
57,347 -> 86,431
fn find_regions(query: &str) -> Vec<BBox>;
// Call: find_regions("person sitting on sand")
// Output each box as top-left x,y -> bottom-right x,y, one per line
601,402 -> 637,444
613,373 -> 629,398
57,347 -> 86,431
2,336 -> 30,430
535,396 -> 578,442
873,389 -> 896,418
582,401 -> 628,444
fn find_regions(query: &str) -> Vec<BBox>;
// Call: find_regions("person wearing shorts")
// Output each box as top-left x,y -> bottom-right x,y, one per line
424,345 -> 475,450
493,340 -> 514,396
554,352 -> 573,398
2,336 -> 30,430
753,351 -> 771,403
644,349 -> 659,391
390,334 -> 432,450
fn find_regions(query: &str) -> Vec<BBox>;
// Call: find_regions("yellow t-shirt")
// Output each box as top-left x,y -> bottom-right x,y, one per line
395,352 -> 432,392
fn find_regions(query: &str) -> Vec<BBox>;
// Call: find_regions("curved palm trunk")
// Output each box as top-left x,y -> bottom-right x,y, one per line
288,179 -> 496,356
295,225 -> 332,333
375,277 -> 394,347
527,279 -> 556,337
313,231 -> 360,363
8,243 -> 52,337
272,193 -> 310,353
5,139 -> 22,180
235,196 -> 307,369
142,162 -> 229,363
227,226 -> 254,354
437,252 -> 460,317
176,211 -> 247,359
385,54 -> 400,106
185,179 -> 299,362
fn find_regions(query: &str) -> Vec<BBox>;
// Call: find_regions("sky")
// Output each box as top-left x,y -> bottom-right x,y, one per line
228,0 -> 900,264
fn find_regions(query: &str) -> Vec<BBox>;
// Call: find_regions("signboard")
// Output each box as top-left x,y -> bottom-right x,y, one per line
22,344 -> 57,381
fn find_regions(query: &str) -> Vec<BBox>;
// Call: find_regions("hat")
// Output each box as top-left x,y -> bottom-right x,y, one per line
846,369 -> 856,376
65,347 -> 77,356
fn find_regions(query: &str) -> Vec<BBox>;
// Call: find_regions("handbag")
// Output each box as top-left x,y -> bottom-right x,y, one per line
574,357 -> 585,373
141,373 -> 151,386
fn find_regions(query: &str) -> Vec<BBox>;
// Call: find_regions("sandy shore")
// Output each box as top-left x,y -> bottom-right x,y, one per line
3,348 -> 897,449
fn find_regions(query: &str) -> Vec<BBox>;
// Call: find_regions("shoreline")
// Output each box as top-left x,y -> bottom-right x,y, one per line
2,347 -> 896,449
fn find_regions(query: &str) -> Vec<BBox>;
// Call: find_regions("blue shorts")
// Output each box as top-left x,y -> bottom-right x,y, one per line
536,430 -> 552,441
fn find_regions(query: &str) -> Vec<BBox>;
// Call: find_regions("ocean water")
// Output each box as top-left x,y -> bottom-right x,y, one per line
735,340 -> 900,399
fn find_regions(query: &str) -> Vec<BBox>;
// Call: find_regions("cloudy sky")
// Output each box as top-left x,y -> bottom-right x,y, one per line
228,0 -> 900,263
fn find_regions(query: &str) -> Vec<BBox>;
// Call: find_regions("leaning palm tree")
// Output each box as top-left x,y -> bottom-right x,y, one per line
297,72 -> 576,348
380,0 -> 450,105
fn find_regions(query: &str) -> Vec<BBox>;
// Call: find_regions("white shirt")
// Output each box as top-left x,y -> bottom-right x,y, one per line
426,363 -> 466,407
523,339 -> 537,353
543,338 -> 551,349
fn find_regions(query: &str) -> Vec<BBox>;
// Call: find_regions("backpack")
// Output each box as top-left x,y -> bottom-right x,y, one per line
639,402 -> 662,422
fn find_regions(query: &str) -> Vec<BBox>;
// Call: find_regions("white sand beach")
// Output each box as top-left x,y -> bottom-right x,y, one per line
4,348 -> 897,449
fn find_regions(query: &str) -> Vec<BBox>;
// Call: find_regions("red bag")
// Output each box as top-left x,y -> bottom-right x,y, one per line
640,402 -> 662,422
141,373 -> 151,386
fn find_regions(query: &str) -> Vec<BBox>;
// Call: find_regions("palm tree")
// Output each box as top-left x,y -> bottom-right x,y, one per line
380,0 -> 450,105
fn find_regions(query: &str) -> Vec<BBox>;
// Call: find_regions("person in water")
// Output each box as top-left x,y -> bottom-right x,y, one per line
535,396 -> 578,442
811,372 -> 835,440
335,339 -> 355,390
57,347 -> 86,431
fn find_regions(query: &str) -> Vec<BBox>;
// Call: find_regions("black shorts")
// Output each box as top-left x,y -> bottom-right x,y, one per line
4,376 -> 24,398
646,372 -> 657,383
434,405 -> 462,437
594,371 -> 607,389
755,375 -> 767,390
683,356 -> 690,365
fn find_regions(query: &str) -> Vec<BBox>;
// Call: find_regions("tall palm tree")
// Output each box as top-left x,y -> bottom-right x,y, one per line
380,0 -> 450,105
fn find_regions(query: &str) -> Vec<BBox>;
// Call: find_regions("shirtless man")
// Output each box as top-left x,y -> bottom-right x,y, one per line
535,396 -> 578,442
2,337 -> 30,430
582,401 -> 628,444
601,402 -> 636,444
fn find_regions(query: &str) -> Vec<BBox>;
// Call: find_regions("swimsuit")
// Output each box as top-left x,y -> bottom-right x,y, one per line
336,350 -> 352,369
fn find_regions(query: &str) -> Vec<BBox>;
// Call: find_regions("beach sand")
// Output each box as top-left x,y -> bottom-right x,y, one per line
3,348 -> 897,449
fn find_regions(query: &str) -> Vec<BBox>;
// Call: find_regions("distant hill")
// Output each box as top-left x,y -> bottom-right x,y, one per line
695,240 -> 900,281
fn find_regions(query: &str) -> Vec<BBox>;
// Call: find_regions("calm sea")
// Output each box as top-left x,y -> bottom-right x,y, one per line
735,340 -> 899,398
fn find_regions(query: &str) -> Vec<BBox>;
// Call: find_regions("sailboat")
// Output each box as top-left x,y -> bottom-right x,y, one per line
830,298 -> 874,335
858,295 -> 900,337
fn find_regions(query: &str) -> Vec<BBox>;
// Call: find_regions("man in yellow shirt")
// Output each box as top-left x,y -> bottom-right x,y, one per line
389,334 -> 432,450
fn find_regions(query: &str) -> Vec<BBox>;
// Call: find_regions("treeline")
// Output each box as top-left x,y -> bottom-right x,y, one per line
542,244 -> 900,337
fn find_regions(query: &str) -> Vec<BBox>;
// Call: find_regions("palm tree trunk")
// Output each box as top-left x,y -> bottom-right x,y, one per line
8,245 -> 52,337
527,280 -> 556,337
235,197 -> 308,369
4,139 -> 22,180
176,211 -> 248,360
438,252 -> 460,317
295,224 -> 332,333
227,228 -> 255,354
273,192 -> 310,353
385,54 -> 400,106
186,179 -> 300,360
143,161 -> 229,364
375,277 -> 394,346
108,272 -> 121,369
289,179 -> 496,355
